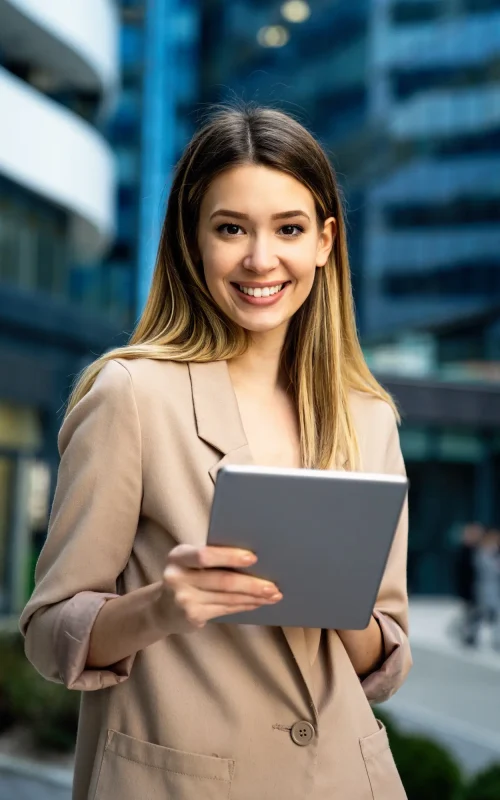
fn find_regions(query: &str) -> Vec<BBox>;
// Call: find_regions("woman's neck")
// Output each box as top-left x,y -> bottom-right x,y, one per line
228,328 -> 287,398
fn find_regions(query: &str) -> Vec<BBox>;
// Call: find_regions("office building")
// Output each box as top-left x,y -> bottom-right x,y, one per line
200,0 -> 371,314
364,0 -> 500,591
0,0 -> 122,615
112,0 -> 199,313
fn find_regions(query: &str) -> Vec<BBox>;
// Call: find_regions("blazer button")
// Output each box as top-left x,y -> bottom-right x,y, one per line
290,720 -> 315,746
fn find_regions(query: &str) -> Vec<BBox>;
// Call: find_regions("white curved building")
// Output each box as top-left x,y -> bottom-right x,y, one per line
0,1 -> 120,618
0,0 -> 119,259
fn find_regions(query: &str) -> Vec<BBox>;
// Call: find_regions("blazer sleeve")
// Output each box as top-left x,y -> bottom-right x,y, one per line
361,408 -> 412,705
19,359 -> 142,691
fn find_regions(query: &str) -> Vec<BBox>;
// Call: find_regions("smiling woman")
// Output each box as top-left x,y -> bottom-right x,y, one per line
20,106 -> 411,800
198,164 -> 335,329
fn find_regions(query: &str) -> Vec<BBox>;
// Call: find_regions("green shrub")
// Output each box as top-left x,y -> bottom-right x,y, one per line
464,764 -> 500,800
0,632 -> 79,752
0,688 -> 15,735
391,733 -> 463,800
0,632 -> 23,734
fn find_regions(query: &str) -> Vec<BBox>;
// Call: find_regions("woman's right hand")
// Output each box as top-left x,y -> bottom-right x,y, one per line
155,544 -> 282,632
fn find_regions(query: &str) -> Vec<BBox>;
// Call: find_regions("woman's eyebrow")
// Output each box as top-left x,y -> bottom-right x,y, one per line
210,209 -> 311,221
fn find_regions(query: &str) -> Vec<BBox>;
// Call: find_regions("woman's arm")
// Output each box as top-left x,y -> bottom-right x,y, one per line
87,545 -> 281,668
337,616 -> 384,679
339,403 -> 412,701
19,361 -> 143,689
86,582 -> 166,668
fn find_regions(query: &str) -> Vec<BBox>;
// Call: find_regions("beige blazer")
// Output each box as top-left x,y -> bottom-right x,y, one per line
20,358 -> 411,800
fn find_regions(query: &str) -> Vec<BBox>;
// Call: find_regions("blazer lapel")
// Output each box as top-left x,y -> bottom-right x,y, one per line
281,627 -> 318,720
188,359 -> 318,714
188,360 -> 253,482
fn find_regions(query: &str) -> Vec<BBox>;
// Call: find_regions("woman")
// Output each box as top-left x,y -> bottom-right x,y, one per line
20,107 -> 411,800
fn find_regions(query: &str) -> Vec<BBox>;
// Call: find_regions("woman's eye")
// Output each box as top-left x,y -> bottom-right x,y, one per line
217,223 -> 303,237
217,223 -> 243,236
280,225 -> 304,237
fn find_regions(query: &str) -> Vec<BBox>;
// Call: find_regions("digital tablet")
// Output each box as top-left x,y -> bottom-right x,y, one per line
207,464 -> 408,629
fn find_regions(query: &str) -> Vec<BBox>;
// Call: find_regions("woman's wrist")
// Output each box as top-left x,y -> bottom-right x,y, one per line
87,581 -> 172,669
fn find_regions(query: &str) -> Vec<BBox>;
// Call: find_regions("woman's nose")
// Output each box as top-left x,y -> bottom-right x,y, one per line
243,236 -> 279,273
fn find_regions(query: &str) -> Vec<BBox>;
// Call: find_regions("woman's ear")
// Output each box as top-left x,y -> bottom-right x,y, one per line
316,217 -> 336,267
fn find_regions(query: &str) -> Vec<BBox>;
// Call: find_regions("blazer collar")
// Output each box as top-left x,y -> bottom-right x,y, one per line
188,360 -> 253,483
187,359 -> 318,717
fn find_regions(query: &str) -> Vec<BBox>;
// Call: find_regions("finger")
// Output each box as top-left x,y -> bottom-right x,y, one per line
205,603 -> 263,621
190,569 -> 280,598
168,545 -> 257,570
192,590 -> 282,607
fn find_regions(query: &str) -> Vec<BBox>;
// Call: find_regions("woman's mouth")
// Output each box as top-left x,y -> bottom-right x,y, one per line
231,282 -> 290,305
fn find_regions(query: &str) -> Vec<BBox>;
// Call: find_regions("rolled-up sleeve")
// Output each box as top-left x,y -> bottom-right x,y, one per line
362,409 -> 412,705
19,360 -> 142,691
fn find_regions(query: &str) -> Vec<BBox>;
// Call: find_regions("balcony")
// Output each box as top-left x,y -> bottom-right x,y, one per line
0,68 -> 116,259
0,0 -> 119,101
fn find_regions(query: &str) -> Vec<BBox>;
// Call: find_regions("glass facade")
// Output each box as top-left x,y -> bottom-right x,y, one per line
104,0 -> 145,318
0,176 -> 132,324
0,177 -> 69,297
200,0 -> 371,323
108,0 -> 200,313
364,1 -> 500,337
200,0 -> 370,166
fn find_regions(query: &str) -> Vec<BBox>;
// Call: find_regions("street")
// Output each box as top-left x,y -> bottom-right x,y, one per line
0,772 -> 70,800
387,598 -> 500,774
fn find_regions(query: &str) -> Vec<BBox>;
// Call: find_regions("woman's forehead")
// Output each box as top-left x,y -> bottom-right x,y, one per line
200,164 -> 315,217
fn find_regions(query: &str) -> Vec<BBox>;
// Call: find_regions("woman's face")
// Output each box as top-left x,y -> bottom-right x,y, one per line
197,164 -> 335,337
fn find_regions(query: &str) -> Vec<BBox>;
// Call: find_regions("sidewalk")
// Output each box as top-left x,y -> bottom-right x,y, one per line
408,596 -> 500,670
386,596 -> 500,775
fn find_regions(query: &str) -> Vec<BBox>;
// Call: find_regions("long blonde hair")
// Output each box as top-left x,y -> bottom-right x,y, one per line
67,106 -> 398,470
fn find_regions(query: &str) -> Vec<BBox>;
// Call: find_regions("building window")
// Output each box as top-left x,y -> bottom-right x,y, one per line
0,182 -> 69,298
390,1 -> 441,25
385,198 -> 500,228
435,128 -> 500,156
383,261 -> 500,298
391,63 -> 500,102
463,0 -> 500,11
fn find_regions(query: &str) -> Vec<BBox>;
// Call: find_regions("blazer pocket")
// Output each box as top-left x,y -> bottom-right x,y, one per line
360,721 -> 407,800
94,729 -> 235,800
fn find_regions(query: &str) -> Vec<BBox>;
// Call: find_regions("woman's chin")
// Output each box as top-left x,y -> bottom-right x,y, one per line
234,316 -> 291,336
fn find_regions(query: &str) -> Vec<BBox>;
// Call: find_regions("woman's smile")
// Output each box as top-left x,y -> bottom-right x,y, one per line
230,280 -> 291,305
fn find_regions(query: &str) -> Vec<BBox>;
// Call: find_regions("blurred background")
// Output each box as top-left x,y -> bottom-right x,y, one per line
0,0 -> 499,798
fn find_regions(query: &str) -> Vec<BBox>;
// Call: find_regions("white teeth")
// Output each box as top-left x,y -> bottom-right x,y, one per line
238,284 -> 283,296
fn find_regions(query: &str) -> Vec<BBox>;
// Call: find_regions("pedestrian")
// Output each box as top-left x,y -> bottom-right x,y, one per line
476,527 -> 500,650
19,106 -> 411,800
456,522 -> 483,646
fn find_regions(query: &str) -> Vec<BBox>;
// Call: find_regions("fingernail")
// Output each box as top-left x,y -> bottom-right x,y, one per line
270,593 -> 282,602
242,553 -> 257,564
262,585 -> 278,596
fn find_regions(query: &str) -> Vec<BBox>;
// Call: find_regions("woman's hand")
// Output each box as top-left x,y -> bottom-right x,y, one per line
155,544 -> 282,632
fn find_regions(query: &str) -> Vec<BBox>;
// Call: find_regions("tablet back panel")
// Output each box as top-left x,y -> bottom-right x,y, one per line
207,465 -> 408,629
